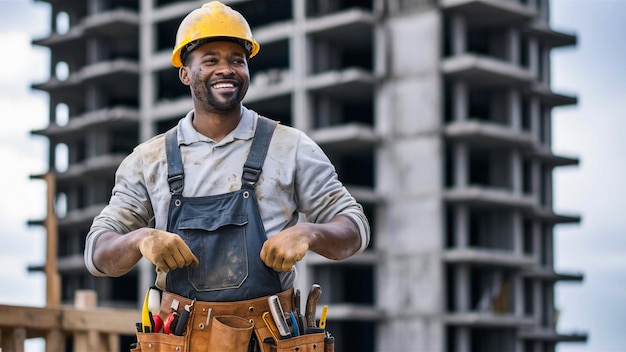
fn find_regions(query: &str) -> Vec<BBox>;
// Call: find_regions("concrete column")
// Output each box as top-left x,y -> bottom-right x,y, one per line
544,224 -> 554,267
139,0 -> 156,142
513,272 -> 523,316
455,205 -> 469,248
509,88 -> 521,130
532,221 -> 542,263
456,327 -> 470,352
291,0 -> 309,132
454,80 -> 468,122
511,149 -> 522,195
544,164 -> 553,208
534,280 -> 542,322
543,108 -> 552,148
539,44 -> 550,84
507,27 -> 520,65
455,265 -> 469,311
545,284 -> 555,327
137,0 -> 157,299
454,143 -> 468,187
451,14 -> 466,55
531,160 -> 541,204
530,97 -> 541,142
528,38 -> 539,79
512,210 -> 523,255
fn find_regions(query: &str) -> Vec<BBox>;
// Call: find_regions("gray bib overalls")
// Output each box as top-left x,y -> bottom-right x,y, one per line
163,117 -> 283,302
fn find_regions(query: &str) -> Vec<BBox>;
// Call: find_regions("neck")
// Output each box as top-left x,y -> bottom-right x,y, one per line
192,106 -> 242,142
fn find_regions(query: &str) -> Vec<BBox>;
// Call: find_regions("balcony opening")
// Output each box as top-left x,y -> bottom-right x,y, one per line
468,87 -> 509,126
443,81 -> 454,123
250,39 -> 290,76
306,0 -> 373,17
446,326 -> 457,352
468,146 -> 511,191
103,0 -> 139,11
233,0 -> 292,27
471,328 -> 516,351
246,94 -> 293,127
156,118 -> 179,135
523,278 -> 534,316
522,218 -> 534,255
55,143 -> 69,172
156,68 -> 188,102
311,95 -> 374,129
468,208 -> 513,251
111,275 -> 139,303
312,264 -> 375,305
109,126 -> 139,155
520,34 -> 530,69
444,142 -> 455,188
521,95 -> 531,131
445,205 -> 456,248
55,61 -> 70,81
156,18 -> 181,52
309,36 -> 373,74
55,103 -> 69,126
522,158 -> 533,195
445,265 -> 456,312
326,320 -> 374,352
470,268 -> 514,314
467,26 -> 509,62
56,11 -> 70,35
55,192 -> 68,219
328,151 -> 375,188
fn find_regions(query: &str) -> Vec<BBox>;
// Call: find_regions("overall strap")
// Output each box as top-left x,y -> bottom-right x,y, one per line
165,128 -> 184,195
242,116 -> 278,188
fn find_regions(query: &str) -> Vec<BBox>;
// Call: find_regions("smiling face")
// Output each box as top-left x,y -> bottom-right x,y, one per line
179,41 -> 250,113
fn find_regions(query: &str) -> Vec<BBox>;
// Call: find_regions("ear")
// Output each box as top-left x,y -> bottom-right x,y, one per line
179,66 -> 191,86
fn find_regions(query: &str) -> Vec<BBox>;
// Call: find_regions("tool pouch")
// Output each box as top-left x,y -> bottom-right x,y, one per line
268,332 -> 326,352
131,332 -> 189,352
206,315 -> 254,351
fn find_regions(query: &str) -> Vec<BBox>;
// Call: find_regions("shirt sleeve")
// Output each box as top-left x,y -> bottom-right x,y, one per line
84,148 -> 155,276
293,132 -> 370,254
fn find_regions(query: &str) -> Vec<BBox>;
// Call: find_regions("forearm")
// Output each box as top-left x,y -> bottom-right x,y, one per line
91,229 -> 146,277
307,215 -> 361,260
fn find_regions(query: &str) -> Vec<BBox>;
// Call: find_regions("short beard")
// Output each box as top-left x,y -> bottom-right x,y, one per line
192,78 -> 247,112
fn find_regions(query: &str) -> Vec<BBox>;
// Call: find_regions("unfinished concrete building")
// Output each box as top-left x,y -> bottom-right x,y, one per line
30,0 -> 587,351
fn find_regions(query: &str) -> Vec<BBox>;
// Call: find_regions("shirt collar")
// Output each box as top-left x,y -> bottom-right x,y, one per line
177,107 -> 256,146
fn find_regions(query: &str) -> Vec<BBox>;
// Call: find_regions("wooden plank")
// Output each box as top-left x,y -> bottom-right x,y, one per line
45,329 -> 65,352
62,308 -> 140,335
0,306 -> 61,330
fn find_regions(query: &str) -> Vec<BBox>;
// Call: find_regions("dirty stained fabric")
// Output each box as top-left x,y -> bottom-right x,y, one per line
85,106 -> 370,289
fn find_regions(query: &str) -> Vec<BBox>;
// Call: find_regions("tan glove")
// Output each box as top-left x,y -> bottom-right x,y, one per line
139,229 -> 199,273
260,225 -> 310,272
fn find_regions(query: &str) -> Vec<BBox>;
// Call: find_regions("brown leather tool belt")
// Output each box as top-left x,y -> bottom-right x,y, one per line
160,288 -> 293,352
132,288 -> 330,352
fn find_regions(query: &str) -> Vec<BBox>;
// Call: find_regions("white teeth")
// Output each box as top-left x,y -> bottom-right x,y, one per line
213,83 -> 234,89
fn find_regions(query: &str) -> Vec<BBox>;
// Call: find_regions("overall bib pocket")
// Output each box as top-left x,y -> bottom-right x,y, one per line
178,213 -> 249,291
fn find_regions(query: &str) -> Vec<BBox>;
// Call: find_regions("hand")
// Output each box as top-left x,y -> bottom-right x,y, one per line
260,224 -> 311,272
138,230 -> 199,272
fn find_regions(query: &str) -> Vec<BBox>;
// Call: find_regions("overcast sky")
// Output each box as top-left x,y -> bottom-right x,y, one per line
0,1 -> 624,351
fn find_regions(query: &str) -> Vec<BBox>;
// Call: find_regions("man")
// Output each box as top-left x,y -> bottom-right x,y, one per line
84,1 -> 369,350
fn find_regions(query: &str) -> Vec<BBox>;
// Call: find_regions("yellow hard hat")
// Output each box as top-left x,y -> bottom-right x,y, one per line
171,1 -> 260,67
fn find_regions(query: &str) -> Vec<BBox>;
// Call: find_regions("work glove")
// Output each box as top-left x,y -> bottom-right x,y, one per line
260,225 -> 310,272
139,229 -> 199,273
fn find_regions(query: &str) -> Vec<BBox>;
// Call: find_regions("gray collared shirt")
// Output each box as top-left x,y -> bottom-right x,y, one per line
85,107 -> 370,289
